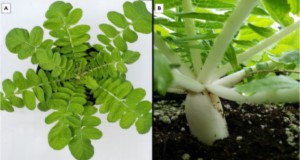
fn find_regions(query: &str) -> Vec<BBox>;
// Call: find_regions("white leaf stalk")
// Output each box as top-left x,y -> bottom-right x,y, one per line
183,0 -> 259,145
171,70 -> 205,93
182,0 -> 203,75
206,85 -> 300,104
213,61 -> 277,87
198,0 -> 259,83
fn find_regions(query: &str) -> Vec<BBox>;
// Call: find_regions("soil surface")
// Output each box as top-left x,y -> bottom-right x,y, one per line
153,93 -> 300,160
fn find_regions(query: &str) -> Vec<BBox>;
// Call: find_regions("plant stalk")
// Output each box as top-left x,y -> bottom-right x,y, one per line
213,20 -> 300,80
212,61 -> 276,87
197,0 -> 259,83
182,0 -> 202,75
171,69 -> 205,93
206,84 -> 300,103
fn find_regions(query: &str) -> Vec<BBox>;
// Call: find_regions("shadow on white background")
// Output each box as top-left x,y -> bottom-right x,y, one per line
0,0 -> 152,160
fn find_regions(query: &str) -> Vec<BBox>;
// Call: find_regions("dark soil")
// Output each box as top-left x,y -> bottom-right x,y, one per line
153,93 -> 300,160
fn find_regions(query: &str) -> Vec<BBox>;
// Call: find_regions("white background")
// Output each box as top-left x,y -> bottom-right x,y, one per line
0,0 -> 152,160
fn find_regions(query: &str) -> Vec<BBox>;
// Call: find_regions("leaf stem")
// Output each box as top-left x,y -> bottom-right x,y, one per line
182,0 -> 202,75
154,33 -> 195,78
213,20 -> 300,80
212,61 -> 276,87
197,0 -> 259,83
206,84 -> 300,104
171,69 -> 205,93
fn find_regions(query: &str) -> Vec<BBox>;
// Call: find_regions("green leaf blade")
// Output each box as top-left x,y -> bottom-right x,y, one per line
123,28 -> 138,43
262,0 -> 294,26
69,137 -> 94,160
125,88 -> 146,106
45,111 -> 62,124
99,24 -> 119,38
29,26 -> 44,46
81,127 -> 103,140
66,8 -> 83,25
82,116 -> 101,127
70,25 -> 90,35
113,36 -> 127,51
235,76 -> 300,96
135,113 -> 152,134
154,51 -> 173,95
22,90 -> 36,110
120,112 -> 136,129
2,79 -> 16,95
48,122 -> 72,150
1,98 -> 14,112
122,51 -> 140,64
107,11 -> 129,28
5,28 -> 29,54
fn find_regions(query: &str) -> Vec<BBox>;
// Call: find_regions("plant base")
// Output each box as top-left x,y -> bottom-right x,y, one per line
185,92 -> 229,145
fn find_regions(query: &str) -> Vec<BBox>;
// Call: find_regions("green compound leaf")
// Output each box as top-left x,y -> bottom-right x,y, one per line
236,75 -> 300,96
87,77 -> 152,134
5,27 -> 44,60
69,137 -> 94,160
44,1 -> 90,58
108,11 -> 129,28
48,122 -> 72,150
5,28 -> 29,54
123,1 -> 152,34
